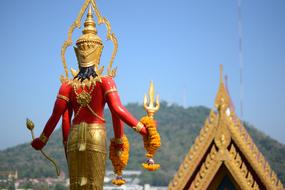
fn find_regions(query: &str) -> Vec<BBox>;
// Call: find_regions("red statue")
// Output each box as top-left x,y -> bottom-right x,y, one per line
28,3 -> 160,190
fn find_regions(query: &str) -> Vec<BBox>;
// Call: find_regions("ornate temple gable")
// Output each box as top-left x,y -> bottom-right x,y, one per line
168,65 -> 284,190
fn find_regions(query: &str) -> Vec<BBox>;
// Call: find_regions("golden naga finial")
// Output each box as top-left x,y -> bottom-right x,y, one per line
144,81 -> 160,118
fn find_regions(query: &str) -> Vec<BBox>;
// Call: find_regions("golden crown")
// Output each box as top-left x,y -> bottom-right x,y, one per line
74,7 -> 103,68
61,0 -> 118,81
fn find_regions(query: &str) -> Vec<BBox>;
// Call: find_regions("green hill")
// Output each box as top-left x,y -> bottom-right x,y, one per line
0,102 -> 285,186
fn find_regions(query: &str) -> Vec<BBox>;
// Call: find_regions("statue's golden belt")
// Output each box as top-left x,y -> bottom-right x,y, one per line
67,122 -> 106,153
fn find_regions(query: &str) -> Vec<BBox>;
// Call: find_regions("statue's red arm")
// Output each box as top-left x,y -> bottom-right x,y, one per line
102,77 -> 148,137
31,83 -> 71,150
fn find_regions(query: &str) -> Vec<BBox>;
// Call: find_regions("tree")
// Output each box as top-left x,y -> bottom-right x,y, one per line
54,183 -> 67,190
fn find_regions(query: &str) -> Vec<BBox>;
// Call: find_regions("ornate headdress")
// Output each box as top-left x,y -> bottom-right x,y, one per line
61,0 -> 118,82
74,7 -> 103,68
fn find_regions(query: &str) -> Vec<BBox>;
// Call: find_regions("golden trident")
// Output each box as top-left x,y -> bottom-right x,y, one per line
144,81 -> 160,118
141,81 -> 161,171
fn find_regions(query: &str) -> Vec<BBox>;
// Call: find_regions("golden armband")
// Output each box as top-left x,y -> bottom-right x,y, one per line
111,137 -> 124,145
104,88 -> 118,97
57,94 -> 69,102
132,122 -> 144,133
39,133 -> 48,144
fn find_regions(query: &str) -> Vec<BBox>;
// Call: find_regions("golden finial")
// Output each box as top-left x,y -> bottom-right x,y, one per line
215,64 -> 230,111
144,81 -> 160,119
220,64 -> 223,84
26,118 -> 35,131
74,5 -> 103,68
82,6 -> 97,35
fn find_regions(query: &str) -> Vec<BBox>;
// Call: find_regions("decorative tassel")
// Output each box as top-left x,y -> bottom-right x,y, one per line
142,158 -> 160,171
112,176 -> 126,186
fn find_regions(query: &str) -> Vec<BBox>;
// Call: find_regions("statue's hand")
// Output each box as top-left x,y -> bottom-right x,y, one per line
31,138 -> 46,150
139,126 -> 148,137
114,143 -> 123,152
140,116 -> 161,156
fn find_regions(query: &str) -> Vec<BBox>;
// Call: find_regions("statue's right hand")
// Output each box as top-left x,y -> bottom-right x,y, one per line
31,138 -> 46,150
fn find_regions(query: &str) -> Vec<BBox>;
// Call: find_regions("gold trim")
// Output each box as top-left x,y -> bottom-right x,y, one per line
72,122 -> 105,129
70,68 -> 79,78
76,54 -> 100,68
61,0 -> 90,79
188,145 -> 222,190
225,144 -> 261,190
187,145 -> 261,190
68,76 -> 102,89
74,7 -> 104,69
68,122 -> 106,153
91,0 -> 118,77
76,91 -> 92,107
74,106 -> 83,119
73,79 -> 95,108
111,137 -> 123,144
133,122 -> 144,133
168,111 -> 217,190
104,88 -> 117,97
228,115 -> 284,189
67,122 -> 106,188
57,94 -> 69,102
168,65 -> 284,190
39,133 -> 48,144
87,104 -> 105,122
61,0 -> 118,81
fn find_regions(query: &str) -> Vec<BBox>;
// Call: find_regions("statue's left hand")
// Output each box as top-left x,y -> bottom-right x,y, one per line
31,138 -> 46,150
114,143 -> 123,152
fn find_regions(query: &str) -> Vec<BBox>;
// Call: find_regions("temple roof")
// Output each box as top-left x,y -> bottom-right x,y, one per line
168,65 -> 284,190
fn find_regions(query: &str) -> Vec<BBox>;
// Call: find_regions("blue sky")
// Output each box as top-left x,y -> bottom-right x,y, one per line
0,0 -> 284,150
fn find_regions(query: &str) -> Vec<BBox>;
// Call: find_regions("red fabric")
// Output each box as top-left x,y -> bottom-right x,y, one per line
31,76 -> 148,150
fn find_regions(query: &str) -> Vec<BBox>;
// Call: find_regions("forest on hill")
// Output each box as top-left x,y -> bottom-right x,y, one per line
1,102 -> 285,186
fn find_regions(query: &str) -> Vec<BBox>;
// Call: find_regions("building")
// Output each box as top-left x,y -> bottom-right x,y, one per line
169,66 -> 284,190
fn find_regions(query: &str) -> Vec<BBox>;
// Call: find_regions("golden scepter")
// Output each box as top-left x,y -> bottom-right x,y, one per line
26,118 -> 60,176
141,81 -> 161,171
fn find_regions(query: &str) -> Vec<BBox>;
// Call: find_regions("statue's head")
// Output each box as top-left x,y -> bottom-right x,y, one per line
74,7 -> 103,68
